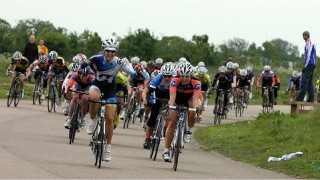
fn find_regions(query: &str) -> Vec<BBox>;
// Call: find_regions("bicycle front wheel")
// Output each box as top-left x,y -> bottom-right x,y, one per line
69,104 -> 80,144
47,87 -> 55,112
7,83 -> 15,107
98,118 -> 105,168
173,122 -> 182,171
33,78 -> 40,105
14,83 -> 21,107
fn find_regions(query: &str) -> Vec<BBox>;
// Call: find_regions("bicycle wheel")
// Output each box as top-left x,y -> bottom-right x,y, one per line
149,138 -> 155,159
235,104 -> 238,117
38,79 -> 44,105
214,112 -> 218,124
7,83 -> 15,107
98,118 -> 105,168
14,82 -> 21,107
47,87 -> 54,112
69,104 -> 80,144
153,117 -> 163,161
33,78 -> 41,105
173,122 -> 182,171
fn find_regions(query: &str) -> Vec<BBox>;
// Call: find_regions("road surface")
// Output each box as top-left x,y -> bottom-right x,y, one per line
0,100 -> 294,178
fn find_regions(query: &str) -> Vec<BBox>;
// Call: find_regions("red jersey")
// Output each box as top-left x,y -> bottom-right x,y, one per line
170,76 -> 201,94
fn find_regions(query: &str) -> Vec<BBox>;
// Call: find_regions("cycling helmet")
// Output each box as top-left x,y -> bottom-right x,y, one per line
39,55 -> 48,63
198,67 -> 207,75
160,63 -> 174,75
263,65 -> 271,71
155,58 -> 163,64
219,66 -> 227,73
131,56 -> 140,65
178,57 -> 187,63
13,51 -> 22,60
178,62 -> 193,76
233,63 -> 239,69
134,63 -> 143,73
240,69 -> 247,76
198,61 -> 205,67
102,38 -> 118,51
78,66 -> 90,76
77,53 -> 87,63
292,71 -> 300,78
72,55 -> 81,64
141,61 -> 147,69
246,66 -> 253,72
72,63 -> 79,72
226,62 -> 234,69
49,51 -> 58,60
151,70 -> 160,79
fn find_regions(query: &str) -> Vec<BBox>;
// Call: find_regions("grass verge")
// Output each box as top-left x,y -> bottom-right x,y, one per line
194,111 -> 320,178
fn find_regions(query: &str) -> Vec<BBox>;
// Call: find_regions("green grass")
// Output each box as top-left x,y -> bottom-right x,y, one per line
194,111 -> 320,178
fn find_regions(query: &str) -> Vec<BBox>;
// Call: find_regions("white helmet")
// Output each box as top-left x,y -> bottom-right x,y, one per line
39,55 -> 48,63
13,51 -> 22,60
198,61 -> 205,67
246,66 -> 253,72
102,39 -> 118,51
219,66 -> 227,73
131,56 -> 140,64
198,67 -> 207,75
226,62 -> 234,69
292,71 -> 300,78
178,63 -> 193,76
48,51 -> 58,60
240,69 -> 247,76
233,63 -> 239,69
160,63 -> 174,75
77,53 -> 87,63
72,55 -> 81,64
264,65 -> 271,71
141,61 -> 147,69
155,58 -> 163,64
178,57 -> 187,63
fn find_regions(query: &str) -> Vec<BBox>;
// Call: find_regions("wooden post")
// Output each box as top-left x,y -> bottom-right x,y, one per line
291,104 -> 299,114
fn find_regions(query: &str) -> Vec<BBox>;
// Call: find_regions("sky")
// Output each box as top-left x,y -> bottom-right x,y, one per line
1,0 -> 320,54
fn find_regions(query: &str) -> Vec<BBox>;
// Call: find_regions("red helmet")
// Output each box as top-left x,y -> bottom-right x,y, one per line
134,63 -> 143,73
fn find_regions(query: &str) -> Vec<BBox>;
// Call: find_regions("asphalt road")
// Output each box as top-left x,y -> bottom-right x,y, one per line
0,100 -> 294,179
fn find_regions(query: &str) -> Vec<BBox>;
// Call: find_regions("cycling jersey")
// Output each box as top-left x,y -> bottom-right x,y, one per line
257,71 -> 275,87
67,72 -> 95,90
194,72 -> 211,91
49,56 -> 66,70
237,76 -> 250,88
116,71 -> 128,87
32,59 -> 49,72
150,74 -> 170,92
287,77 -> 301,90
212,73 -> 232,90
11,56 -> 29,71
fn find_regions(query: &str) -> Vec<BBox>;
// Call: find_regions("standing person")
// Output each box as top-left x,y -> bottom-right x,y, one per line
23,35 -> 39,83
296,31 -> 317,102
224,54 -> 234,66
38,37 -> 48,55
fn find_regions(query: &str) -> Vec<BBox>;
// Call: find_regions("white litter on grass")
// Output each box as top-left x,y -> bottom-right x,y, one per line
268,152 -> 303,162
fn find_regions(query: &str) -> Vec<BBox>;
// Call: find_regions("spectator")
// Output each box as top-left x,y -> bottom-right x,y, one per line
23,35 -> 38,82
296,31 -> 317,102
38,37 -> 48,55
224,54 -> 233,66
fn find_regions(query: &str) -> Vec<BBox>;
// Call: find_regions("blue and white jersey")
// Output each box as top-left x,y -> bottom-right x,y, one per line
89,54 -> 135,83
304,38 -> 317,68
150,73 -> 170,92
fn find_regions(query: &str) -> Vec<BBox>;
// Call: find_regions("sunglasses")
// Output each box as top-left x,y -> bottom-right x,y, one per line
105,50 -> 116,53
180,75 -> 190,78
163,75 -> 172,78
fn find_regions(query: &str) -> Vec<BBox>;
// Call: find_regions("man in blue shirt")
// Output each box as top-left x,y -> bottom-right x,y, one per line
296,31 -> 317,102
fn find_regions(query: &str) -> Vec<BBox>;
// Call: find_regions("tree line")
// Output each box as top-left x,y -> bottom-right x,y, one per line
0,18 -> 303,70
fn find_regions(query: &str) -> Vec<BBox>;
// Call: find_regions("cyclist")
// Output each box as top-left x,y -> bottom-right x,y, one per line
6,51 -> 31,98
63,66 -> 95,130
28,55 -> 49,100
246,67 -> 255,101
194,66 -> 212,113
82,39 -> 137,162
114,70 -> 129,129
273,72 -> 281,105
47,51 -> 68,106
233,63 -> 241,76
146,60 -> 155,75
154,58 -> 164,70
126,58 -> 150,118
142,63 -> 174,149
257,65 -> 275,106
162,62 -> 201,162
226,62 -> 236,104
212,66 -> 231,115
224,54 -> 233,66
285,71 -> 301,100
236,69 -> 250,107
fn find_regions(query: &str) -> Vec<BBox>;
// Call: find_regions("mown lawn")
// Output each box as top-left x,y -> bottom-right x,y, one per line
194,111 -> 320,178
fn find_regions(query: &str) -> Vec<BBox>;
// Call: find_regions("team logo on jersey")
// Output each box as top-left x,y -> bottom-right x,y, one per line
195,84 -> 201,90
170,81 -> 176,87
117,59 -> 123,65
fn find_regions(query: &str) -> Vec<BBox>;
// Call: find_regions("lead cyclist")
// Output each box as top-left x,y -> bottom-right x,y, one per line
81,39 -> 137,162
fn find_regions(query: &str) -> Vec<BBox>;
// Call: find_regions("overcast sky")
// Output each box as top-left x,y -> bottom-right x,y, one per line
1,0 -> 319,54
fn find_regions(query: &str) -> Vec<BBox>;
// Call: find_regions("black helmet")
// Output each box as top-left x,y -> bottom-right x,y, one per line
78,67 -> 90,76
